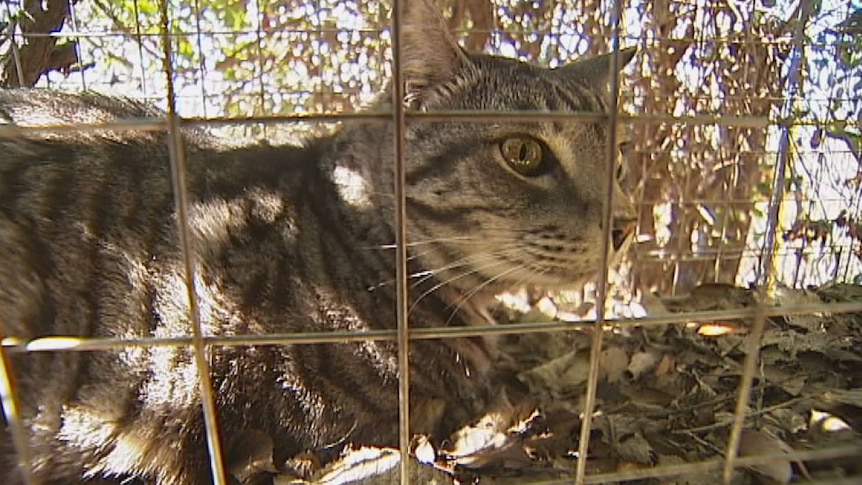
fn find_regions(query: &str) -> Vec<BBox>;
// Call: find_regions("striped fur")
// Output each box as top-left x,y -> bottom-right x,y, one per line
0,0 -> 636,484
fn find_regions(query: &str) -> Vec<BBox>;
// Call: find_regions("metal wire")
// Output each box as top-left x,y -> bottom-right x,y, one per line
0,111 -> 833,136
158,2 -> 227,483
4,299 -> 862,354
722,3 -> 816,481
0,335 -> 33,485
6,28 -> 852,51
574,0 -> 625,481
2,0 -> 25,87
65,0 -> 86,91
723,295 -> 768,482
390,1 -> 412,483
0,3 -> 32,483
2,1 -> 861,484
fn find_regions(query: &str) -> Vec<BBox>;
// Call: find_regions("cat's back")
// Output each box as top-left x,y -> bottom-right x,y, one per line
0,90 -> 414,485
0,89 -> 165,126
0,89 -> 316,341
0,88 -> 321,225
0,91 -> 175,336
0,90 -> 182,227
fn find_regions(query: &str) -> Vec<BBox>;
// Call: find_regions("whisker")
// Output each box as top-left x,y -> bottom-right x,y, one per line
365,235 -> 480,251
483,266 -> 554,321
405,244 -> 530,316
423,244 -> 531,286
408,252 -> 506,289
361,225 -> 561,253
407,256 -> 517,318
443,264 -> 531,326
365,252 -> 500,292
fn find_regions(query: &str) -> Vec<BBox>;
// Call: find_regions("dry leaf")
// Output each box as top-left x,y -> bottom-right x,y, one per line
280,447 -> 453,485
412,435 -> 436,464
737,429 -> 793,484
613,433 -> 657,465
601,346 -> 629,383
697,323 -> 737,336
655,353 -> 675,376
517,350 -> 590,394
628,350 -> 661,379
227,429 -> 278,484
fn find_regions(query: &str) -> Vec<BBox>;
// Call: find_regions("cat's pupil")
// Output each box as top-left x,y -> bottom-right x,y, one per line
501,137 -> 542,176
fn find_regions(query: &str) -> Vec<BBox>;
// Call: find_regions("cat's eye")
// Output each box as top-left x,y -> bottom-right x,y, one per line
500,137 -> 544,176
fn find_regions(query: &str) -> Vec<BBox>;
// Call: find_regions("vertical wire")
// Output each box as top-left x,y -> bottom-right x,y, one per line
157,2 -> 227,484
0,338 -> 34,485
758,1 -> 811,287
132,0 -> 149,97
713,0 -> 754,285
3,0 -> 25,87
254,0 -> 266,139
1,6 -> 35,482
725,1 -> 814,483
132,0 -> 149,95
65,0 -> 86,90
574,0 -> 625,482
192,0 -> 208,118
390,1 -> 412,483
721,297 -> 767,483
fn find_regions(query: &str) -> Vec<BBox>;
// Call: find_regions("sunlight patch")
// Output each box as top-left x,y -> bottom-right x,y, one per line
333,166 -> 371,208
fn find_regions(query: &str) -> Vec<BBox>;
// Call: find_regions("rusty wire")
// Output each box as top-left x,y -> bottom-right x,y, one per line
1,1 -> 861,484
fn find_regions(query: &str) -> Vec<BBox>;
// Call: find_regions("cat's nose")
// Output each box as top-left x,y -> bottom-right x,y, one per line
611,218 -> 637,251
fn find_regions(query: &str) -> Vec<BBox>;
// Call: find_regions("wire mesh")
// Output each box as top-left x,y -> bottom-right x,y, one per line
1,0 -> 862,484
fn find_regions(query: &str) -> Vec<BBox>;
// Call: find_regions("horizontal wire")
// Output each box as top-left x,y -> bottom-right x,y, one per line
9,29 -> 853,49
0,111 -> 828,135
3,300 -> 861,353
96,90 -> 860,107
5,3 -> 860,483
578,445 -> 862,485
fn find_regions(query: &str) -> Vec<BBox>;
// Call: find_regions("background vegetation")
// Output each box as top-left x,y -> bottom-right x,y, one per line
1,0 -> 860,298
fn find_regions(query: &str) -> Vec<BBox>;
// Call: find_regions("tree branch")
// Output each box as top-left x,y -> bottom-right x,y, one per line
1,0 -> 80,87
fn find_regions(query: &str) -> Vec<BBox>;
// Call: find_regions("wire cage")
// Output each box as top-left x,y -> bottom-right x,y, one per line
1,0 -> 861,484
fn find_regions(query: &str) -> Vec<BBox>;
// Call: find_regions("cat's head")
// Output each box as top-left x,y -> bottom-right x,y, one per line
341,0 -> 637,295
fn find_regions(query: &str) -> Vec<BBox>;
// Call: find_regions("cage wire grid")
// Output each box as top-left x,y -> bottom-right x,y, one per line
0,0 -> 862,484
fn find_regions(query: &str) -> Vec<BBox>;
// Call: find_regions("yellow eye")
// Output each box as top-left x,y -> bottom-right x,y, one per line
500,137 -> 543,176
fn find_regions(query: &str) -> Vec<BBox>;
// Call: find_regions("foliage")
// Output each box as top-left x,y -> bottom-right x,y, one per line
769,1 -> 862,288
2,0 -> 845,294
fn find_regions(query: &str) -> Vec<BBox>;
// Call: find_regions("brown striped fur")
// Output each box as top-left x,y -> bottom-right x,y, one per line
0,0 -> 636,483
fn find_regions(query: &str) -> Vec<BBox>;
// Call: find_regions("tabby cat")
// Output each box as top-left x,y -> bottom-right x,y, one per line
0,0 -> 636,483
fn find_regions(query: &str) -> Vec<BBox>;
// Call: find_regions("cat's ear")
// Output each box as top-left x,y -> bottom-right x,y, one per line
399,0 -> 473,106
557,47 -> 637,87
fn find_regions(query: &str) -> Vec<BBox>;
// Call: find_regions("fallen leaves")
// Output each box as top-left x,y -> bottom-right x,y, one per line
239,284 -> 862,484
